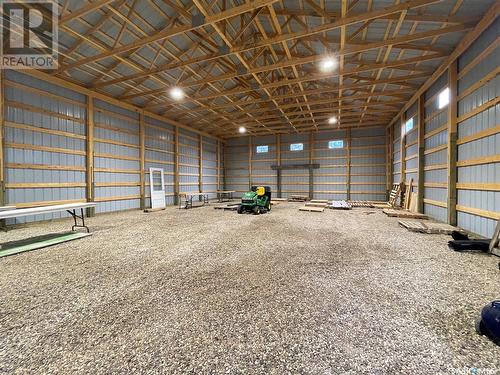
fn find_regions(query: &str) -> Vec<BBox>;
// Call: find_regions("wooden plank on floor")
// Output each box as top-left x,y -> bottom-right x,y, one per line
299,206 -> 324,212
349,201 -> 374,208
399,220 -> 463,234
310,200 -> 329,204
305,202 -> 328,207
383,209 -> 428,219
372,202 -> 391,209
398,220 -> 428,232
214,204 -> 239,210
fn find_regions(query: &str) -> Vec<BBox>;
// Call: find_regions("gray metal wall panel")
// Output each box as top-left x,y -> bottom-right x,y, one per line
424,204 -> 448,223
3,71 -> 86,224
94,99 -> 140,213
456,22 -> 499,237
144,117 -> 175,205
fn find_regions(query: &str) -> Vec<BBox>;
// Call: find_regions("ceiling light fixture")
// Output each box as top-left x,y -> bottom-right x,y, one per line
319,57 -> 338,72
328,116 -> 338,125
239,126 -> 247,134
169,87 -> 185,101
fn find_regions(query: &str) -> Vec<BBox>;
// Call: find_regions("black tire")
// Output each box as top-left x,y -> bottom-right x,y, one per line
237,205 -> 244,214
253,206 -> 260,215
476,318 -> 485,335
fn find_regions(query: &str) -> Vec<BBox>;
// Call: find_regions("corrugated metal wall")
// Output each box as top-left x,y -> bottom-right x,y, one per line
350,127 -> 387,201
3,70 -> 87,223
201,136 -> 220,200
392,120 -> 401,185
144,116 -> 175,207
387,19 -> 499,237
423,72 -> 449,222
404,102 -> 419,194
93,99 -> 141,213
225,126 -> 387,201
1,71 -> 221,223
456,19 -> 499,237
252,135 -> 278,194
225,137 -> 249,195
314,130 -> 347,201
178,128 -> 200,195
281,133 -> 310,197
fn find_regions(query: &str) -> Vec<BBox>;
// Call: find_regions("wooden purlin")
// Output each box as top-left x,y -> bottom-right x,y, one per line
39,0 -> 489,137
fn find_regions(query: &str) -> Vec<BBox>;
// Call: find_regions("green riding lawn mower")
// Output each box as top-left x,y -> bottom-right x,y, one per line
237,186 -> 271,215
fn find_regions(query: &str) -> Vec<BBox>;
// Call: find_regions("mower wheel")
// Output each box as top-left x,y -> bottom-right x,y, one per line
253,206 -> 260,215
237,205 -> 244,214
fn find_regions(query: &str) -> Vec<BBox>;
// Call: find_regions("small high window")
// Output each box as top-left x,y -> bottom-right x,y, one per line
328,140 -> 344,149
405,117 -> 414,133
256,145 -> 268,153
438,87 -> 450,109
290,143 -> 304,151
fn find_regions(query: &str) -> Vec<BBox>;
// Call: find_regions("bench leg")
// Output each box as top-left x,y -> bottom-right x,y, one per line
67,208 -> 90,233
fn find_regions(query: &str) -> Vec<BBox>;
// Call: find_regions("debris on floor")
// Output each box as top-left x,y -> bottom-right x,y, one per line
288,195 -> 310,202
399,220 -> 464,234
349,200 -> 375,208
213,203 -> 239,211
328,201 -> 352,210
299,206 -> 324,212
383,208 -> 428,219
305,202 -> 328,208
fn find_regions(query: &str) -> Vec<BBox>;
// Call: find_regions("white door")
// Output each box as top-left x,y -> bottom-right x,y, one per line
149,168 -> 166,209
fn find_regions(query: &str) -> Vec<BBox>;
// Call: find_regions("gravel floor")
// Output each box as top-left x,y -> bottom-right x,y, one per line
0,203 -> 499,374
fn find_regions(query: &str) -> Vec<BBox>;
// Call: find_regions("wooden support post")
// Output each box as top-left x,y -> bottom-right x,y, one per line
0,71 -> 5,227
276,134 -> 281,198
248,136 -> 252,190
417,94 -> 425,213
447,60 -> 458,225
387,124 -> 393,198
309,132 -> 314,199
86,95 -> 95,217
346,128 -> 351,201
174,126 -> 180,204
400,114 -> 406,185
139,111 -> 145,210
198,134 -> 203,194
220,142 -> 227,190
216,140 -> 221,192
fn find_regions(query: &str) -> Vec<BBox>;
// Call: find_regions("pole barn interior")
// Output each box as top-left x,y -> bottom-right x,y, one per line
0,0 -> 499,373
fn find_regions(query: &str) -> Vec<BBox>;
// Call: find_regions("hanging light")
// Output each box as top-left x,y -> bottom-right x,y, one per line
319,56 -> 338,72
328,116 -> 338,125
239,126 -> 247,134
169,87 -> 185,100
